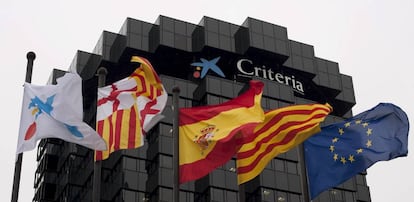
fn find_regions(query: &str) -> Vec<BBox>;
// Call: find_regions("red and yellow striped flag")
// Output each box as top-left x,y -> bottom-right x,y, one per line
236,103 -> 332,184
95,56 -> 166,161
179,80 -> 265,184
95,104 -> 142,160
130,56 -> 164,100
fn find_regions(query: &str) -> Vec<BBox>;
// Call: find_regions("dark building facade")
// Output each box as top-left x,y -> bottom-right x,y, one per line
33,16 -> 371,202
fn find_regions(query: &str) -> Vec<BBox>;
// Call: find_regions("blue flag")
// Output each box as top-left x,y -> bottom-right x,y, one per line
304,103 -> 409,199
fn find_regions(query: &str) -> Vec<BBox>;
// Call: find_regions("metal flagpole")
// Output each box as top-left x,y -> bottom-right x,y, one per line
238,183 -> 246,202
92,67 -> 107,202
11,51 -> 36,202
172,86 -> 180,202
298,144 -> 311,202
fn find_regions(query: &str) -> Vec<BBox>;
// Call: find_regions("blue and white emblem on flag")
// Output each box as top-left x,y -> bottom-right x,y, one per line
17,72 -> 107,154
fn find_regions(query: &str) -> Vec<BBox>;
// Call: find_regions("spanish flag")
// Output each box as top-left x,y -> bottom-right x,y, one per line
95,56 -> 167,161
236,103 -> 332,184
179,80 -> 265,184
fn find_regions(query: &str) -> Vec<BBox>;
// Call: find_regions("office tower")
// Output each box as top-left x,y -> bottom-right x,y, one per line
33,16 -> 371,202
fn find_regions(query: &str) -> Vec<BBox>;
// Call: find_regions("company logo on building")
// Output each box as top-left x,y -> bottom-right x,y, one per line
191,57 -> 225,79
236,59 -> 305,94
190,57 -> 305,94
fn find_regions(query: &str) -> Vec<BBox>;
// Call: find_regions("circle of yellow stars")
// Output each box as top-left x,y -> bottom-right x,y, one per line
329,119 -> 373,165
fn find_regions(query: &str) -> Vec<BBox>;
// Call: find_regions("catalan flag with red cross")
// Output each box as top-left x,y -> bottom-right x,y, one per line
95,56 -> 167,161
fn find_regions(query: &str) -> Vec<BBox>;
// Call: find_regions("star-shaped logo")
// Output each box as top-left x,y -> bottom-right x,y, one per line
25,94 -> 84,140
191,57 -> 225,79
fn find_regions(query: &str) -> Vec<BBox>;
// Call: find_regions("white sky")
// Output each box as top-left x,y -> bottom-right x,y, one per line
1,1 -> 413,201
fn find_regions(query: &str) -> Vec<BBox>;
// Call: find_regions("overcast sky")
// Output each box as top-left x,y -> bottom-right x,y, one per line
1,1 -> 413,201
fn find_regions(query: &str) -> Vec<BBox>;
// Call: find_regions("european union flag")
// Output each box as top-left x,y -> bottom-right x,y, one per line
304,103 -> 409,199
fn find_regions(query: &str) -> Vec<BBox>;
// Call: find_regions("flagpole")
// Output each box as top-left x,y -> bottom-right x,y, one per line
172,86 -> 180,202
299,144 -> 311,202
93,67 -> 107,202
11,51 -> 36,202
238,183 -> 246,202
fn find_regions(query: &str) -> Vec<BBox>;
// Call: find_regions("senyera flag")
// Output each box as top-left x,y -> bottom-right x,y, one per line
17,72 -> 106,154
179,80 -> 265,184
95,56 -> 167,161
236,103 -> 332,184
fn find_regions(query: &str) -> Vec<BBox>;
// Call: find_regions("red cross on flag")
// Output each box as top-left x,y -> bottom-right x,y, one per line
95,56 -> 167,161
